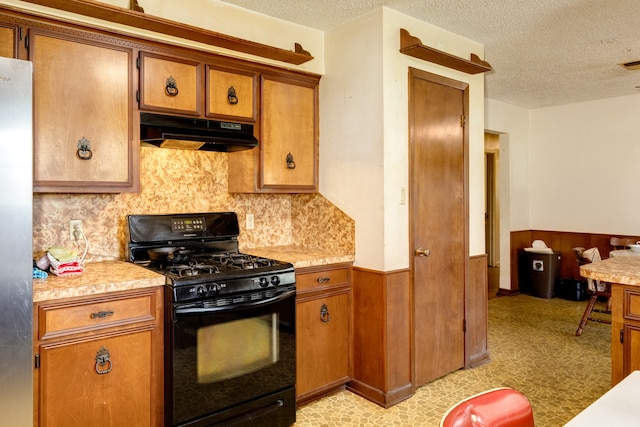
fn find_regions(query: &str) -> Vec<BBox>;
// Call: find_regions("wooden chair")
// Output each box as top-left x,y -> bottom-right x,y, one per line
610,236 -> 637,250
573,247 -> 611,336
440,387 -> 534,427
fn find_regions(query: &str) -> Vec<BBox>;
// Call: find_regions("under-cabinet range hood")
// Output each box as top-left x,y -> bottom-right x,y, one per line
140,112 -> 258,152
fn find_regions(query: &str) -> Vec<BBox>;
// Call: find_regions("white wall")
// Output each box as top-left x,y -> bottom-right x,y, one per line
322,7 -> 487,271
529,94 -> 640,235
8,0 -> 490,272
320,9 -> 386,268
485,99 -> 531,289
486,94 -> 640,290
0,0 -> 324,75
485,99 -> 531,232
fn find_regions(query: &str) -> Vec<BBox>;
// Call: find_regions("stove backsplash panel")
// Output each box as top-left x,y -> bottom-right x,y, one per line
33,147 -> 354,262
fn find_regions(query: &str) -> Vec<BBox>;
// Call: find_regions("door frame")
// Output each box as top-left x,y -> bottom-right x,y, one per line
408,67 -> 471,387
484,134 -> 500,267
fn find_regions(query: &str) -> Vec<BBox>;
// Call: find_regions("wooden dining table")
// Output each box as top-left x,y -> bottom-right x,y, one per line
609,249 -> 640,257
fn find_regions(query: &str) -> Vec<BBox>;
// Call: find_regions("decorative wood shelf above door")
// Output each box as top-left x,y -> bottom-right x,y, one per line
399,29 -> 491,74
22,0 -> 314,65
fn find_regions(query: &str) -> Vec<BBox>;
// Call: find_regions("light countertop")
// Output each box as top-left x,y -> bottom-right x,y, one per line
33,260 -> 165,302
33,247 -> 354,303
580,256 -> 640,286
244,245 -> 354,269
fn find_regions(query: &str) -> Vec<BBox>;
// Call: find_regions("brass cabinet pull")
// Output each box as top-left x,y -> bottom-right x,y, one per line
317,277 -> 330,283
76,136 -> 93,160
227,86 -> 238,105
165,75 -> 178,97
95,346 -> 112,375
320,303 -> 330,323
90,310 -> 114,319
286,153 -> 296,169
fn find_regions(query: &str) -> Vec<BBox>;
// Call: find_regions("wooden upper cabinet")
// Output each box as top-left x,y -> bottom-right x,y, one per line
0,22 -> 18,58
261,74 -> 318,191
228,72 -> 319,193
139,51 -> 201,115
30,29 -> 137,193
206,65 -> 256,122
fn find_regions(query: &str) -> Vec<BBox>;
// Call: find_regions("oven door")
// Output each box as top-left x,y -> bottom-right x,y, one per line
168,289 -> 296,427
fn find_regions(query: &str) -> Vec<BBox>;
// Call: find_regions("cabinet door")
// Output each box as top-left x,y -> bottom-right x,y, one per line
296,292 -> 350,398
612,285 -> 640,384
0,22 -> 18,58
139,51 -> 200,115
261,75 -> 318,191
38,329 -> 154,427
622,324 -> 640,377
207,65 -> 256,121
30,30 -> 135,193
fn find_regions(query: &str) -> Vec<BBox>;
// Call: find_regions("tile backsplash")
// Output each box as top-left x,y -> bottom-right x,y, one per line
33,146 -> 354,262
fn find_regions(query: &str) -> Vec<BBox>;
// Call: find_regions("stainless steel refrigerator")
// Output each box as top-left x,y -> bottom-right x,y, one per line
0,56 -> 33,425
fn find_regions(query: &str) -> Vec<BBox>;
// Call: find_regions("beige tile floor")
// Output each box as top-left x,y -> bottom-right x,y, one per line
294,293 -> 611,426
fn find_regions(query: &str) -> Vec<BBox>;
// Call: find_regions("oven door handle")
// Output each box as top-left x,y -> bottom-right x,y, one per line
174,289 -> 296,315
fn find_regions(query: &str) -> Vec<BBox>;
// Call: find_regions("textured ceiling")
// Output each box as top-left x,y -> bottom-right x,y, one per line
220,0 -> 640,108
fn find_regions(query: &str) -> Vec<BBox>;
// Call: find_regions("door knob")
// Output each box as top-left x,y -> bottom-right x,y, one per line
415,247 -> 430,257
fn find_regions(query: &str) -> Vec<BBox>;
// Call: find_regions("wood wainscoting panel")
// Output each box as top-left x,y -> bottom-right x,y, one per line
511,230 -> 640,292
467,255 -> 490,367
349,267 -> 413,408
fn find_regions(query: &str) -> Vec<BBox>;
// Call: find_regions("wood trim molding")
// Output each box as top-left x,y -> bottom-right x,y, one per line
467,255 -> 490,368
400,28 -> 492,74
22,0 -> 314,65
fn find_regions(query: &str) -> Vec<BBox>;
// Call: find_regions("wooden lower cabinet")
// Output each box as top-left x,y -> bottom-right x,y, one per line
611,284 -> 640,385
295,263 -> 352,405
34,287 -> 164,427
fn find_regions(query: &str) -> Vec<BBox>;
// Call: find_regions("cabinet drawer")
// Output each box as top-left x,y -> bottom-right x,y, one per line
297,267 -> 349,292
38,293 -> 156,339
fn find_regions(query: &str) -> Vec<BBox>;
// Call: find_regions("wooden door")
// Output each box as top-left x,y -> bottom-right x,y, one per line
409,68 -> 467,386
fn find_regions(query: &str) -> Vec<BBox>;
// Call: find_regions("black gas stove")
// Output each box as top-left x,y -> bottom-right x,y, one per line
127,212 -> 297,427
127,212 -> 295,304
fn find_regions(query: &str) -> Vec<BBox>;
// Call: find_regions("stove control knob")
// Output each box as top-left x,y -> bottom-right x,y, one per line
259,277 -> 269,288
209,283 -> 221,295
270,276 -> 281,286
196,286 -> 207,297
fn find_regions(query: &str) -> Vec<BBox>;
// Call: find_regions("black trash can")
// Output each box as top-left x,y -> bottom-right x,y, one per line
556,278 -> 588,301
518,250 -> 561,298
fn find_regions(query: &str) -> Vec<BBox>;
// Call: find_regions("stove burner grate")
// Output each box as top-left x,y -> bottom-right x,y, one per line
169,264 -> 220,277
